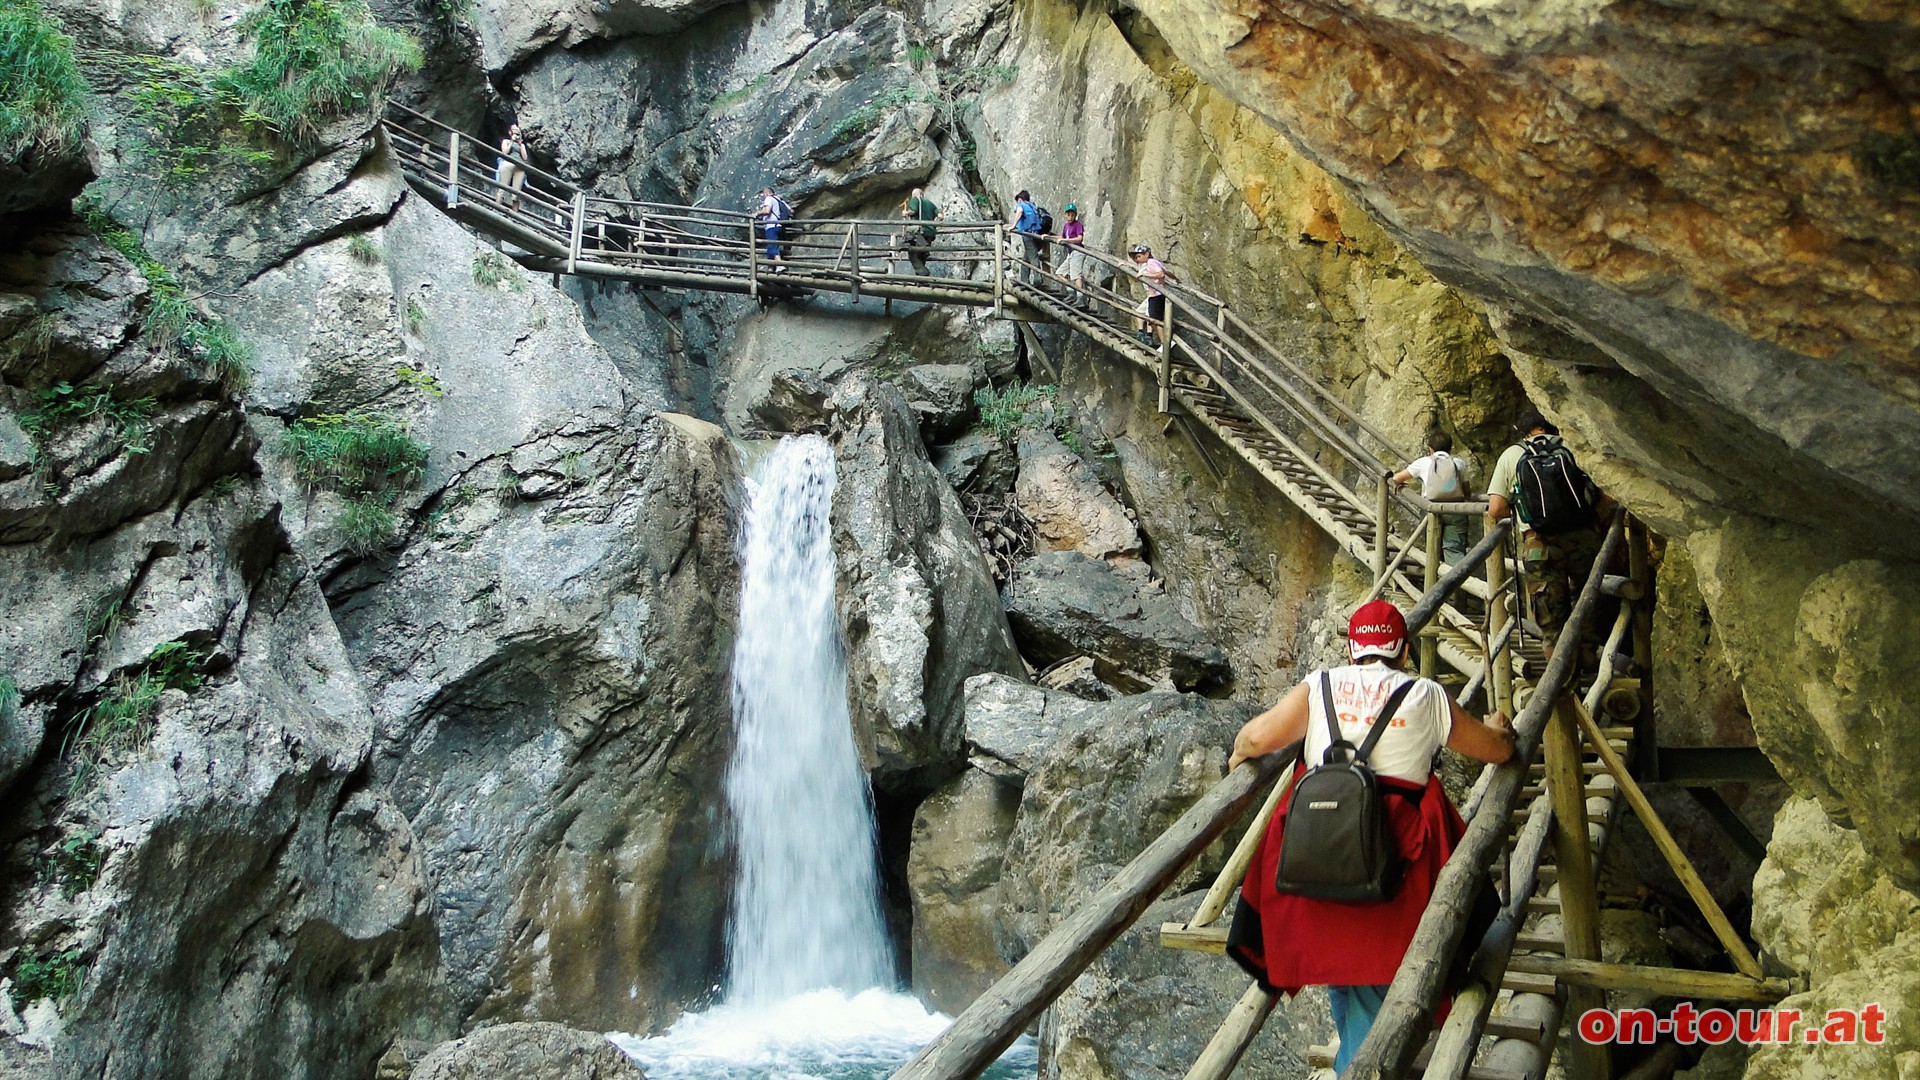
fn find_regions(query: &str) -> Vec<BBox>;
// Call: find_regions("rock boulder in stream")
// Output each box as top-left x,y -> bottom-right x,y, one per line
829,378 -> 1025,792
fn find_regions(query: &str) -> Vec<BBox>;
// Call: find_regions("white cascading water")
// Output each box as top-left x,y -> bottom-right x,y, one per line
723,434 -> 893,1002
610,435 -> 1034,1079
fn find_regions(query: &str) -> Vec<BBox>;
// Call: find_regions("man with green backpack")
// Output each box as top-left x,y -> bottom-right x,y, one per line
1486,408 -> 1609,644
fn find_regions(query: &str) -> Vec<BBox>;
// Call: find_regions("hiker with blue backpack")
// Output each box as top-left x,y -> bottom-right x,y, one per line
1486,409 -> 1610,646
1224,600 -> 1514,1072
1009,190 -> 1048,285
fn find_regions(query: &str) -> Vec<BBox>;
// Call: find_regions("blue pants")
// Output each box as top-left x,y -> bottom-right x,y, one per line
1329,984 -> 1390,1072
763,223 -> 783,260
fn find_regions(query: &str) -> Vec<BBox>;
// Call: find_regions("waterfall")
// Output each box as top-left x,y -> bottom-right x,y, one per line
724,434 -> 893,1004
608,434 -> 1034,1080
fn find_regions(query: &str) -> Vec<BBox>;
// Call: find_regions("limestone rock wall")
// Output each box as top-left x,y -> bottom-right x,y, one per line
1,224 -> 440,1077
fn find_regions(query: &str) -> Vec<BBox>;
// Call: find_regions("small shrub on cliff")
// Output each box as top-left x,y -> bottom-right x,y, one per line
974,381 -> 1055,444
0,0 -> 89,160
20,382 -> 157,456
215,0 -> 421,146
347,232 -> 381,264
10,948 -> 84,1005
0,672 -> 18,728
76,196 -> 257,386
51,830 -> 105,898
471,249 -> 523,290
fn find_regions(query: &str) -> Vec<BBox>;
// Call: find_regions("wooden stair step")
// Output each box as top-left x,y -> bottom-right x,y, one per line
1501,970 -> 1561,997
1515,930 -> 1566,953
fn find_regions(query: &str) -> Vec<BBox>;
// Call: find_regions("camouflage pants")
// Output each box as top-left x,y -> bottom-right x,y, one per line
1518,526 -> 1602,639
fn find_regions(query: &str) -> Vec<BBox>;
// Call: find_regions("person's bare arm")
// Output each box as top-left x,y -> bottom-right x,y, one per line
1445,700 -> 1514,764
1229,682 -> 1311,771
1391,468 -> 1414,489
1486,492 -> 1512,520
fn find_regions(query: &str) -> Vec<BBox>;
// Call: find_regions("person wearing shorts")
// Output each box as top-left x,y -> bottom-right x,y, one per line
1059,204 -> 1090,305
1129,244 -> 1168,346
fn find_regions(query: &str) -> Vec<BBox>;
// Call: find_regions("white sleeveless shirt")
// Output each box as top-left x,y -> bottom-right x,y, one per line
1300,663 -> 1453,784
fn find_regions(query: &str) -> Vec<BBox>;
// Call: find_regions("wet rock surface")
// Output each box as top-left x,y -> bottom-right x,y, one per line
408,1021 -> 646,1080
828,378 -> 1025,792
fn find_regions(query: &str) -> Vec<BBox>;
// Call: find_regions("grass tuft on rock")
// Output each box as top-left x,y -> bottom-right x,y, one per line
51,830 -> 104,898
215,0 -> 421,146
64,640 -> 206,792
283,410 -> 428,553
21,381 -> 157,456
471,249 -> 523,290
974,381 -> 1056,444
346,232 -> 381,264
77,196 -> 256,387
0,0 -> 89,159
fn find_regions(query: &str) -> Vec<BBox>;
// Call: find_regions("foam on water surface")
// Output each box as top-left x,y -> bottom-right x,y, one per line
608,989 -> 1037,1080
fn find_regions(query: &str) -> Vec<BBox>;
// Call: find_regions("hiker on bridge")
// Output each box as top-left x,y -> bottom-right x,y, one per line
1057,204 -> 1090,305
1010,190 -> 1045,285
1128,244 -> 1170,347
901,187 -> 941,276
1392,430 -> 1473,566
494,123 -> 528,210
1485,409 -> 1608,648
754,187 -> 791,268
1224,600 -> 1514,1073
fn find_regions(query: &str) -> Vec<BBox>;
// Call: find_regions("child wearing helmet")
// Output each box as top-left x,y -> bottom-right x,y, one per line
1128,244 -> 1169,347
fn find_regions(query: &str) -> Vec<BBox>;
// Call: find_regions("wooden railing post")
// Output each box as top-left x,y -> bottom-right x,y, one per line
1545,694 -> 1610,1080
848,223 -> 862,301
1157,298 -> 1175,413
566,191 -> 586,274
1420,512 -> 1441,678
1213,299 -> 1228,380
1373,474 -> 1391,580
1486,520 -> 1514,720
446,131 -> 461,208
1627,516 -> 1656,776
747,219 -> 759,298
993,224 -> 1005,316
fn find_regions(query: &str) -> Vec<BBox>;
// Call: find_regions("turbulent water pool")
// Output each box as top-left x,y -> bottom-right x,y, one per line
608,988 -> 1038,1080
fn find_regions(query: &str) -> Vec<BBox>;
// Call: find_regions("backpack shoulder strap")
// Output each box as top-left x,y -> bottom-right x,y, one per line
1354,677 -> 1420,764
1317,671 -> 1344,763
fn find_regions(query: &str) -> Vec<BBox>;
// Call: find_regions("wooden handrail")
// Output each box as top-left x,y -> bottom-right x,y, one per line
889,742 -> 1305,1080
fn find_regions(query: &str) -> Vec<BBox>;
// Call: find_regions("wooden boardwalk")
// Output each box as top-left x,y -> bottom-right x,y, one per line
380,102 -> 1499,685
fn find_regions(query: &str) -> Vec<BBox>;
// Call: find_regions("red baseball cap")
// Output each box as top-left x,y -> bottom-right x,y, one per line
1348,600 -> 1407,662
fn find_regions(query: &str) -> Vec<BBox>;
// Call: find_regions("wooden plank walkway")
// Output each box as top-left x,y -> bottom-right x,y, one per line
379,102 -> 1500,684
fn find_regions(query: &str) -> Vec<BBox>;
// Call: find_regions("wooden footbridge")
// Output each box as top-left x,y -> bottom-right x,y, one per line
380,104 -> 1784,1080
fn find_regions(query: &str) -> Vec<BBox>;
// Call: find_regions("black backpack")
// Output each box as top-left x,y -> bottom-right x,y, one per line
1272,674 -> 1418,903
1035,206 -> 1054,235
1512,434 -> 1596,536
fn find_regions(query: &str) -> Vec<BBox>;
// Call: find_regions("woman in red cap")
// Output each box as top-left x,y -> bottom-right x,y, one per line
1224,599 -> 1514,1072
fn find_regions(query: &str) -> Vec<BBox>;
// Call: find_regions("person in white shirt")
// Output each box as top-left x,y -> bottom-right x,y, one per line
1391,430 -> 1472,565
1226,600 -> 1512,1073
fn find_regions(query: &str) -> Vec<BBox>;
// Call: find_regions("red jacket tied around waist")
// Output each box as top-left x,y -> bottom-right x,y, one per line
1226,765 -> 1469,995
